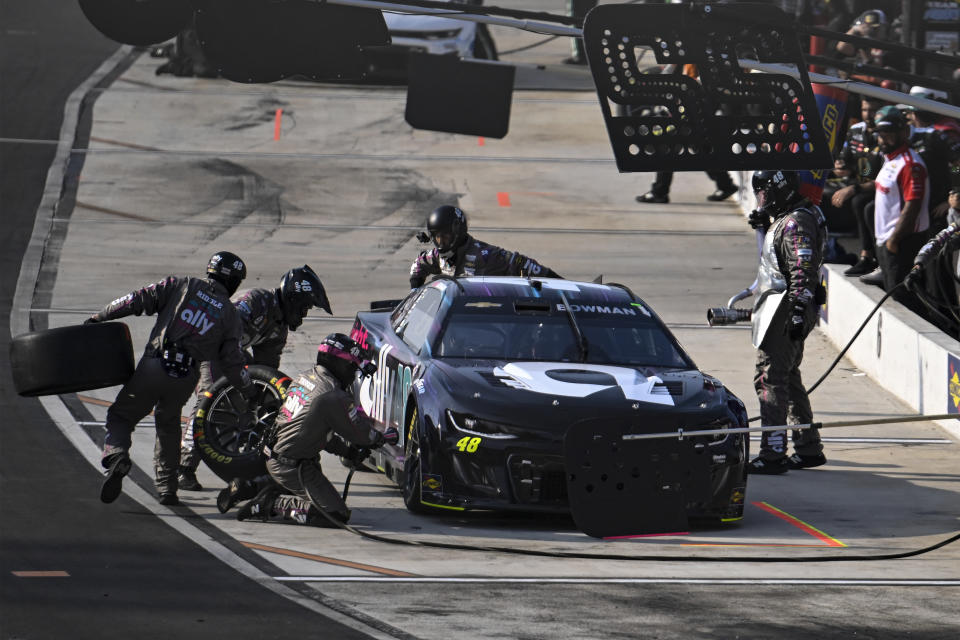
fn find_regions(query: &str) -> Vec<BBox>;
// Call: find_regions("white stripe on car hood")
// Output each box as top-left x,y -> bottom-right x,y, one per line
493,362 -> 676,405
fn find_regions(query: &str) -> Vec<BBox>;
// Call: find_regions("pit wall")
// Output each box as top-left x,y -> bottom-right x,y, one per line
736,170 -> 960,441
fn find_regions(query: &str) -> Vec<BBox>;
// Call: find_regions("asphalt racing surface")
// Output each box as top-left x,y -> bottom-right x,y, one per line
3,2 -> 959,639
0,2 -> 391,639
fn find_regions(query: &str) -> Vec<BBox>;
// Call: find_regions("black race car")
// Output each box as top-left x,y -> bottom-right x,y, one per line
350,276 -> 748,528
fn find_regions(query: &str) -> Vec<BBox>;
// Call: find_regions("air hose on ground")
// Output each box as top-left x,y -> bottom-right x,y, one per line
294,449 -> 960,563
315,470 -> 960,561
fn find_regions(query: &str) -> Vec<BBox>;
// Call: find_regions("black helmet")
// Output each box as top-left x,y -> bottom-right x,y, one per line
279,265 -> 331,331
419,205 -> 468,254
206,251 -> 247,296
751,170 -> 803,218
316,333 -> 376,387
853,9 -> 888,38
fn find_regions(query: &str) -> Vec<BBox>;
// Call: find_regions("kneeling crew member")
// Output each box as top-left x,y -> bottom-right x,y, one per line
177,265 -> 332,491
747,171 -> 828,474
86,251 -> 256,505
409,205 -> 561,288
237,333 -> 393,526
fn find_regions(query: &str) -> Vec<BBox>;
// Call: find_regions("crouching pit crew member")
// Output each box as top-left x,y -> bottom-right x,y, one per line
409,204 -> 561,288
237,333 -> 397,526
747,171 -> 828,474
85,251 -> 257,505
177,265 -> 332,491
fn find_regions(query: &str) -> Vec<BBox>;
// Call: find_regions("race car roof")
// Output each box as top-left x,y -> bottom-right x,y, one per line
428,277 -> 647,309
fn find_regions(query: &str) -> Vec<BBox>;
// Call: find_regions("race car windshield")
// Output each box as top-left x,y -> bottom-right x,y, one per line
436,303 -> 692,368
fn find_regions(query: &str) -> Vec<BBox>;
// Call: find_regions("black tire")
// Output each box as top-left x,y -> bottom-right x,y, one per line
194,365 -> 291,483
402,403 -> 433,514
9,322 -> 135,397
472,23 -> 498,61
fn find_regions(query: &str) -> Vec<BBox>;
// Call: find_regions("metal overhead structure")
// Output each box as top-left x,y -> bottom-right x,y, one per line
326,0 -> 960,120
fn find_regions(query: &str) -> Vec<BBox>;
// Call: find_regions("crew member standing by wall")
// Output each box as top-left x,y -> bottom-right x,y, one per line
873,106 -> 931,315
747,171 -> 828,475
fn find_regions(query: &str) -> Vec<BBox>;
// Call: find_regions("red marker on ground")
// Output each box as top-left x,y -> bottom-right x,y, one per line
274,108 -> 283,140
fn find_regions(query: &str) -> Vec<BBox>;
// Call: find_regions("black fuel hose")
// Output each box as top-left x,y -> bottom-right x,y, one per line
309,454 -> 960,563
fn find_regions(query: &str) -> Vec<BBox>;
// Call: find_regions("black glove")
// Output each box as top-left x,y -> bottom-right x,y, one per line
903,266 -> 924,292
345,445 -> 371,469
788,303 -> 806,341
748,209 -> 770,231
382,426 -> 399,447
83,315 -> 101,325
239,383 -> 259,404
236,384 -> 259,427
368,426 -> 399,449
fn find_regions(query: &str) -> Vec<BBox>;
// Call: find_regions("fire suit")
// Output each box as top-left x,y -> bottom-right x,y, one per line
92,276 -> 251,495
260,364 -> 384,525
410,234 -> 560,288
752,205 -> 828,461
180,287 -> 288,469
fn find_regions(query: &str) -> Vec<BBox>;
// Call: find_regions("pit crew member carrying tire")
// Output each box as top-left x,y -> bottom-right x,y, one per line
177,265 -> 332,491
85,251 -> 257,506
747,171 -> 828,475
409,204 -> 561,288
237,333 -> 396,527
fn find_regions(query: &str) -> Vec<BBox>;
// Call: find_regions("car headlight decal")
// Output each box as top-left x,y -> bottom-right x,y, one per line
446,410 -> 517,440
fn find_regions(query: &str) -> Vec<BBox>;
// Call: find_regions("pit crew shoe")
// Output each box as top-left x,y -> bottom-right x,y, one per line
237,486 -> 280,522
158,493 -> 180,506
859,268 -> 884,286
707,185 -> 739,202
844,256 -> 877,276
636,192 -> 669,204
217,477 -> 261,514
100,454 -> 132,504
747,456 -> 790,475
177,467 -> 203,491
788,453 -> 827,469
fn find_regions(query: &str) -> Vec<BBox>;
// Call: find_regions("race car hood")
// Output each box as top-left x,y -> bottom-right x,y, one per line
428,359 -> 730,429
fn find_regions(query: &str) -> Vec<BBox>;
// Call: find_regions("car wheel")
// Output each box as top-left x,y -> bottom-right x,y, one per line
10,322 -> 135,397
402,404 -> 432,513
472,23 -> 498,61
194,365 -> 290,482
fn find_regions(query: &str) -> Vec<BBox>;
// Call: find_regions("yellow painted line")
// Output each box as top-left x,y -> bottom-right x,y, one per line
421,500 -> 465,511
753,501 -> 847,547
12,571 -> 70,577
240,541 -> 417,577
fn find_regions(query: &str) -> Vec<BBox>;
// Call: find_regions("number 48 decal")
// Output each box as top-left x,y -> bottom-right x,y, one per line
455,436 -> 482,453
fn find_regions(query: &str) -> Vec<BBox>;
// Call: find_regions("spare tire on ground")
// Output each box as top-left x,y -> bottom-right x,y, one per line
193,365 -> 291,482
10,322 -> 135,397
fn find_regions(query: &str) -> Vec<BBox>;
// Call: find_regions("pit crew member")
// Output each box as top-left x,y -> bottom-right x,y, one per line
409,205 -> 561,288
85,251 -> 256,505
237,334 -> 394,526
177,265 -> 332,490
747,171 -> 828,474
